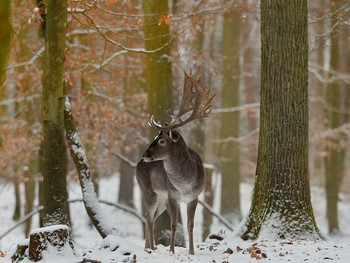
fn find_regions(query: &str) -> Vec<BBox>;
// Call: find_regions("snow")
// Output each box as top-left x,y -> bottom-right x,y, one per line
1,176 -> 350,262
30,225 -> 69,235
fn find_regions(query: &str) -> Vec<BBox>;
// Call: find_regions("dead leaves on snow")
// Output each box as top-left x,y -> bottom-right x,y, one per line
232,242 -> 268,260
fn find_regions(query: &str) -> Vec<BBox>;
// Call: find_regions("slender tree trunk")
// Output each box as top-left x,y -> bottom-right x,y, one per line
12,170 -> 21,221
190,5 -> 213,241
240,0 -> 320,240
118,147 -> 135,208
323,0 -> 348,235
220,4 -> 242,225
41,0 -> 70,226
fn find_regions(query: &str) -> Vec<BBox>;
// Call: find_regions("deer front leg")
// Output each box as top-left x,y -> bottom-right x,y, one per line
145,211 -> 155,250
187,199 -> 198,255
167,197 -> 178,254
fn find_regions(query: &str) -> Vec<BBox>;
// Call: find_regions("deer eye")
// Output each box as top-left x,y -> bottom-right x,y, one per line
158,139 -> 166,146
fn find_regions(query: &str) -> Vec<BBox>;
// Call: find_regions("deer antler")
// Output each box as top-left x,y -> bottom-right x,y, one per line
148,70 -> 216,132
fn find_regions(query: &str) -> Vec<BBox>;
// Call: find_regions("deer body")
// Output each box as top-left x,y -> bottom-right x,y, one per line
136,71 -> 215,255
136,131 -> 204,255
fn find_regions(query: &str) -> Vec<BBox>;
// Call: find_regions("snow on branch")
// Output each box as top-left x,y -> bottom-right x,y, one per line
64,95 -> 117,238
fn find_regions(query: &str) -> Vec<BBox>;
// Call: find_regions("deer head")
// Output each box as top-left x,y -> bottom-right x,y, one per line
148,70 -> 216,132
142,130 -> 184,162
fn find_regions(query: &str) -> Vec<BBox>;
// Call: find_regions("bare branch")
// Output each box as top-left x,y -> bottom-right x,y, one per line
217,128 -> 260,143
69,199 -> 145,225
198,200 -> 233,231
212,103 -> 260,114
112,151 -> 138,168
0,206 -> 43,239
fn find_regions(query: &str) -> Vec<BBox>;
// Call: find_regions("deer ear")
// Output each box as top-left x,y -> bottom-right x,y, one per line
169,130 -> 180,142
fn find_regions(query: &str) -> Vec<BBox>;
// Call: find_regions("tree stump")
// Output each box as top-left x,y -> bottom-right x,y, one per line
11,239 -> 29,262
28,225 -> 74,261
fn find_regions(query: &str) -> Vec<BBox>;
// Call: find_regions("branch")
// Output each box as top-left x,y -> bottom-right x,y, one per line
84,50 -> 128,72
312,123 -> 350,140
64,95 -> 117,238
217,128 -> 260,143
112,151 -> 137,168
69,199 -> 145,224
77,11 -> 178,54
309,62 -> 350,85
212,103 -> 260,114
7,47 -> 44,69
198,200 -> 233,231
0,206 -> 43,239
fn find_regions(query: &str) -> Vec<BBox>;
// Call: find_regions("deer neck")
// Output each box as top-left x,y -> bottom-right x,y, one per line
162,148 -> 195,191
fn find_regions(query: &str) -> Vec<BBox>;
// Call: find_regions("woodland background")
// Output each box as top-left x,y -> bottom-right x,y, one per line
0,0 -> 350,244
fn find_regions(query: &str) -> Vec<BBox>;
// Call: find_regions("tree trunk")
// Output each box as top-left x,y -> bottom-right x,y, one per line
41,0 -> 70,226
12,171 -> 21,221
219,4 -> 242,225
0,0 -> 11,88
323,0 -> 348,235
118,148 -> 135,208
64,96 -> 117,238
240,0 -> 320,240
28,225 -> 74,262
142,0 -> 184,246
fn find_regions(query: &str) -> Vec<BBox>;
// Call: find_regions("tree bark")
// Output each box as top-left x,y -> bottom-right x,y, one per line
41,0 -> 70,226
240,0 -> 320,240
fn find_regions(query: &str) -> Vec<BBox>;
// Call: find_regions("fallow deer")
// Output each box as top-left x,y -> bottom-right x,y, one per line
136,71 -> 216,255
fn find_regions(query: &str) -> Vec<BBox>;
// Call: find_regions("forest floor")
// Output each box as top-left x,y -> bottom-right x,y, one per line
0,175 -> 350,262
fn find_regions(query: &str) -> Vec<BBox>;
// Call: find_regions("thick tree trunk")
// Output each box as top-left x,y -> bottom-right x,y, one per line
240,0 -> 320,240
41,0 -> 70,226
220,4 -> 242,225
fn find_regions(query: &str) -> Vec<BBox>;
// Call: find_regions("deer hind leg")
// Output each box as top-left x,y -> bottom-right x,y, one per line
167,197 -> 178,254
187,199 -> 198,255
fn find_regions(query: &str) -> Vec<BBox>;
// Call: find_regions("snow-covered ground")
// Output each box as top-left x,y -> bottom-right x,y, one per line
0,175 -> 350,262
